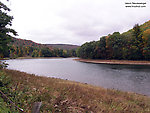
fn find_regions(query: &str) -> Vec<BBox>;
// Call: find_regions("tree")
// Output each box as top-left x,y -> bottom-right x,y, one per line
133,24 -> 143,42
131,24 -> 144,59
0,1 -> 17,58
77,24 -> 148,60
77,41 -> 96,59
32,49 -> 39,57
41,47 -> 52,57
94,36 -> 106,59
142,29 -> 150,59
106,32 -> 125,59
58,49 -> 63,57
70,49 -> 77,57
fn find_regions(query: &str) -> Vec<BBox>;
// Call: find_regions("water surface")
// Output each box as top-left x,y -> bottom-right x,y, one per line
5,58 -> 150,96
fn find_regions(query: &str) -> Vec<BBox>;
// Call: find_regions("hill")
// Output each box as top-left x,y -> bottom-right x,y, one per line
46,44 -> 79,50
123,20 -> 150,36
77,20 -> 150,60
11,38 -> 79,50
8,38 -> 78,58
10,37 -> 52,49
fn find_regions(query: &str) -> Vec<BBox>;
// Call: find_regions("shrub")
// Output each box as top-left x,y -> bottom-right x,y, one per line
0,61 -> 8,70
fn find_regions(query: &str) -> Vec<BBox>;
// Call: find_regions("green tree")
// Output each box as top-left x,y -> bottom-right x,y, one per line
107,32 -> 125,59
41,47 -> 52,57
77,41 -> 96,59
70,49 -> 77,57
131,24 -> 144,59
95,36 -> 107,59
142,29 -> 150,59
0,1 -> 17,58
9,45 -> 15,58
133,24 -> 143,43
58,49 -> 63,57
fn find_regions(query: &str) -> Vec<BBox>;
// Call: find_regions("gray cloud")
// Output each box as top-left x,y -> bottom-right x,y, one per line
2,0 -> 150,45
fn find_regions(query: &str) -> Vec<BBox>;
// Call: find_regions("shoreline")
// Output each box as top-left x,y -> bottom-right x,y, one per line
1,69 -> 150,112
1,57 -> 77,60
75,58 -> 150,65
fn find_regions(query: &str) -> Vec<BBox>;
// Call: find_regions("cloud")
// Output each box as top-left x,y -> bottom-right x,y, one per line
2,0 -> 150,45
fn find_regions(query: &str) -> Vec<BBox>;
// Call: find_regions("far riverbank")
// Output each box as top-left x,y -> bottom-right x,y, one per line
0,56 -> 76,60
75,58 -> 150,65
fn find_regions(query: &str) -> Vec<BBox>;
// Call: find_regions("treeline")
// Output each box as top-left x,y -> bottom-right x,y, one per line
0,1 -> 77,59
0,37 -> 77,58
8,45 -> 77,58
77,24 -> 150,60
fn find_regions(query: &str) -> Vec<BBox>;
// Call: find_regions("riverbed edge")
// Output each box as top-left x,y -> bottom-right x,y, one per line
75,58 -> 150,65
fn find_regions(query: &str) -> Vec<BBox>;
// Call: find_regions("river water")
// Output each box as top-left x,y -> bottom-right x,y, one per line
5,58 -> 150,96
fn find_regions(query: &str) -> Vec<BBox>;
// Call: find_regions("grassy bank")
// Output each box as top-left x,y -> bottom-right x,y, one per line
0,69 -> 150,113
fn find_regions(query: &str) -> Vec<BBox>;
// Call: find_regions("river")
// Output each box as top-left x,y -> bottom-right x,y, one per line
5,58 -> 150,96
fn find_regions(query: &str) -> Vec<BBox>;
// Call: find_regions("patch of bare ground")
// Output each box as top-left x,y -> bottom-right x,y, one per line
1,69 -> 150,113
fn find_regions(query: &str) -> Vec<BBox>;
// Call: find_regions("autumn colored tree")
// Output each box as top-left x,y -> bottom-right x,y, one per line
142,29 -> 150,59
77,24 -> 150,60
41,47 -> 52,57
32,49 -> 39,57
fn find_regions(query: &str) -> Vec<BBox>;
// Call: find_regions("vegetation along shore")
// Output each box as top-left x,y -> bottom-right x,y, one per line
77,21 -> 150,61
0,69 -> 150,112
1,1 -> 150,113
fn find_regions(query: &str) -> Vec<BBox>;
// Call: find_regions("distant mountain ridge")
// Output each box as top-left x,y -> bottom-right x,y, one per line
45,44 -> 79,50
11,37 -> 79,50
11,37 -> 49,48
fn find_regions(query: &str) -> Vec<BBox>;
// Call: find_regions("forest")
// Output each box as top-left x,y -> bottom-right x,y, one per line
0,1 -> 77,59
1,1 -> 150,113
8,44 -> 77,58
77,21 -> 150,60
0,39 -> 77,58
1,0 -> 150,60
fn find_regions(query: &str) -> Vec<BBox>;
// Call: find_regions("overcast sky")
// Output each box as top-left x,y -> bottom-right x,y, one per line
2,0 -> 150,45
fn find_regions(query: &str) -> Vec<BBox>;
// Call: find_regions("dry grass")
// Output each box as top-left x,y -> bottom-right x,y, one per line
2,69 -> 150,113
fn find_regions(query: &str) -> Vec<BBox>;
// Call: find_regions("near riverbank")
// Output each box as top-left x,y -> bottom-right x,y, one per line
75,58 -> 150,65
0,69 -> 150,112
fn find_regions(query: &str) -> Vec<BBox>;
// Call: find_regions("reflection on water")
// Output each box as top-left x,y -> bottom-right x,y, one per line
5,58 -> 150,96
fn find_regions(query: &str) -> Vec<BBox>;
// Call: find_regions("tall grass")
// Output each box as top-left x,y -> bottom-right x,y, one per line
0,69 -> 150,113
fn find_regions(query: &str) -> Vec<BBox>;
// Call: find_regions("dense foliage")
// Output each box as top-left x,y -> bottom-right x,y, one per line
0,1 -> 77,59
9,45 -> 77,58
0,1 -> 17,58
77,23 -> 150,60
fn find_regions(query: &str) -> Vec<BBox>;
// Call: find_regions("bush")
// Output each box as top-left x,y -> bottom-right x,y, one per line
0,61 -> 8,70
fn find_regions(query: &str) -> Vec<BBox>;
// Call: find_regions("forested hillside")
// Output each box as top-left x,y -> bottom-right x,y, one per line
11,37 -> 50,49
77,20 -> 150,60
8,38 -> 77,58
0,0 -> 78,59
